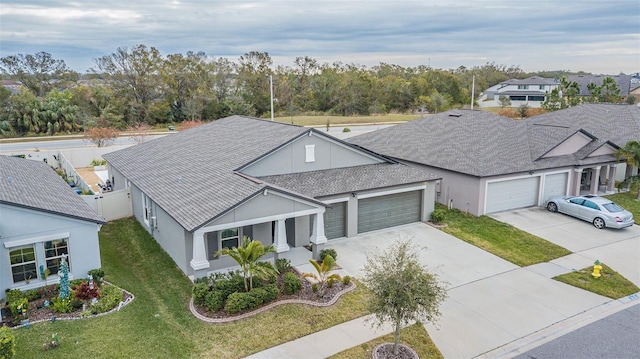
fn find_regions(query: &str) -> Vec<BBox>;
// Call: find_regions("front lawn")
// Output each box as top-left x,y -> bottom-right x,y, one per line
606,190 -> 640,224
12,217 -> 372,358
554,263 -> 639,299
439,207 -> 571,267
328,322 -> 443,359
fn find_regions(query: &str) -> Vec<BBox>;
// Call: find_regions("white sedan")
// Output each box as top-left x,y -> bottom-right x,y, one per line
546,195 -> 634,229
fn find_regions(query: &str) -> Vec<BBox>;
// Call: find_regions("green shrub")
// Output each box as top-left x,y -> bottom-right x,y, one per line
8,297 -> 28,319
431,208 -> 447,224
192,283 -> 210,306
90,159 -> 107,166
282,272 -> 302,295
52,297 -> 73,313
327,278 -> 336,288
262,284 -> 279,302
224,292 -> 260,314
342,127 -> 351,133
0,326 -> 16,359
71,299 -> 84,309
275,258 -> 291,273
204,290 -> 225,312
24,288 -> 41,301
193,276 -> 211,285
342,275 -> 352,286
319,248 -> 338,262
88,268 -> 105,287
311,283 -> 318,292
249,288 -> 267,305
214,276 -> 244,299
91,285 -> 123,314
5,289 -> 24,305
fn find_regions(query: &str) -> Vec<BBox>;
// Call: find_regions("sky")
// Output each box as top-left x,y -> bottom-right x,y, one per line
1,0 -> 639,74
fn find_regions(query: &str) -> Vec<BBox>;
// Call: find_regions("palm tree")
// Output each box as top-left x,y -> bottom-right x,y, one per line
615,140 -> 640,199
216,236 -> 277,292
302,254 -> 341,295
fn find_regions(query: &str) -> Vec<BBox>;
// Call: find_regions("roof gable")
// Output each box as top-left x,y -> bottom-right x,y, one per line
539,129 -> 595,159
0,156 -> 104,224
585,141 -> 619,158
239,129 -> 386,177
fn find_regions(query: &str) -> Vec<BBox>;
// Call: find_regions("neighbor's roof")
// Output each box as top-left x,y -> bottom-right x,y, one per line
259,163 -> 439,198
348,104 -> 640,177
567,74 -> 631,96
0,155 -> 105,223
502,76 -> 558,86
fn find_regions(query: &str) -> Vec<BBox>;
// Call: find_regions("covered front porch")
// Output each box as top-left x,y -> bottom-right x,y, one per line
188,188 -> 329,279
572,162 -> 636,196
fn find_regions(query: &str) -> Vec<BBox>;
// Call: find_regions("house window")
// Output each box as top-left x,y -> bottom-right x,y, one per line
220,228 -> 239,250
517,85 -> 529,90
142,194 -> 151,226
539,85 -> 545,90
305,145 -> 315,163
529,96 -> 545,102
510,95 -> 526,101
44,238 -> 70,275
9,246 -> 37,283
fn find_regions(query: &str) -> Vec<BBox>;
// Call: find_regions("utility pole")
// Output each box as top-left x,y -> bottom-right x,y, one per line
269,74 -> 274,121
471,75 -> 475,110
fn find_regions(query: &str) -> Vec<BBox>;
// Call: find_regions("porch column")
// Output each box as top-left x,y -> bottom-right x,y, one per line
589,166 -> 601,195
273,219 -> 290,253
573,168 -> 583,196
607,165 -> 616,193
190,232 -> 210,271
310,210 -> 327,261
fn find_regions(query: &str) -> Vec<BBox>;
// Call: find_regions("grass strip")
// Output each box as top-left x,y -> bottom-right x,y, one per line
553,264 -> 639,299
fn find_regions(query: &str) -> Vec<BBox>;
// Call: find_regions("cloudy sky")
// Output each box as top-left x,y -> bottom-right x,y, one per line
1,0 -> 638,74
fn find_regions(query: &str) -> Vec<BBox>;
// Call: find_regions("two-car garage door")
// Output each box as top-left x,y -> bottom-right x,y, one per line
357,191 -> 422,233
485,173 -> 568,214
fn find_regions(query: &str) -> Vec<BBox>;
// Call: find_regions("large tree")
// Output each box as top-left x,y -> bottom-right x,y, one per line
362,239 -> 447,356
0,52 -> 78,96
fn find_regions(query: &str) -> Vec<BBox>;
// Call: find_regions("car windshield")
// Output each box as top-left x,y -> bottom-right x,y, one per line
602,203 -> 624,213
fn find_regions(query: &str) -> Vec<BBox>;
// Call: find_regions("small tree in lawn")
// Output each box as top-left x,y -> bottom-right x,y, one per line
216,236 -> 277,292
498,95 -> 511,109
362,239 -> 447,356
517,103 -> 529,119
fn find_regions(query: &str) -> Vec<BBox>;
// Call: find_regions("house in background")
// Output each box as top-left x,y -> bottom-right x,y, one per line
479,76 -> 559,108
567,74 -> 632,97
103,116 -> 438,279
349,104 -> 639,217
0,156 -> 105,299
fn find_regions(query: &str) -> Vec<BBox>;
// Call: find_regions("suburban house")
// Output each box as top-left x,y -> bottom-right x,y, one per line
348,104 -> 639,216
0,156 -> 105,299
479,76 -> 559,108
103,116 -> 439,279
567,74 -> 632,97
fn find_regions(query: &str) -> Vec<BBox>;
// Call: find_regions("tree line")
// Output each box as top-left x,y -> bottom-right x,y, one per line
0,46 -> 620,137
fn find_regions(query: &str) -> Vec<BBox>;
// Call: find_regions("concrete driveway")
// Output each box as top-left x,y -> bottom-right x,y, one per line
326,222 -> 614,358
491,207 -> 640,287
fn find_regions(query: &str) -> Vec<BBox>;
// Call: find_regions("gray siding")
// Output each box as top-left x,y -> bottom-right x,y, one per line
0,205 -> 101,299
241,133 -> 383,177
108,165 -> 127,191
151,204 -> 190,274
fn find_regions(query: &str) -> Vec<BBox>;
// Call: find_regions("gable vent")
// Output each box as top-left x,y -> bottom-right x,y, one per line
449,113 -> 462,117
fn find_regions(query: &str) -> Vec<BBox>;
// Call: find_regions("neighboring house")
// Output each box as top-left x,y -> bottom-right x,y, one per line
348,104 -> 640,216
567,74 -> 632,96
479,76 -> 559,108
0,156 -> 105,299
1,80 -> 22,94
629,83 -> 640,103
103,116 -> 438,279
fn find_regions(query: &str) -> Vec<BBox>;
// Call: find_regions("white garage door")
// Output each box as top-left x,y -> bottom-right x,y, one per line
486,177 -> 539,213
542,173 -> 568,203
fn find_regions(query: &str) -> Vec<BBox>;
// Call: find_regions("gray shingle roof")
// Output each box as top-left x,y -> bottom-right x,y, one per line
348,104 -> 640,177
103,116 -> 310,232
259,163 -> 439,198
503,76 -> 558,86
0,155 -> 105,223
567,74 -> 631,96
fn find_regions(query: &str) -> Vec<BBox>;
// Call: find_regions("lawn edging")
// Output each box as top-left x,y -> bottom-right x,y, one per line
190,282 -> 357,324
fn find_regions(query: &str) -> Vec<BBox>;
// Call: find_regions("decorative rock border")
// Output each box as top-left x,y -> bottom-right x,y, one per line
10,281 -> 135,329
190,282 -> 357,323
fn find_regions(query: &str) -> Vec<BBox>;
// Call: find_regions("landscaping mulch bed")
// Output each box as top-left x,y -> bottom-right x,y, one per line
372,343 -> 419,359
192,269 -> 354,322
1,284 -> 133,328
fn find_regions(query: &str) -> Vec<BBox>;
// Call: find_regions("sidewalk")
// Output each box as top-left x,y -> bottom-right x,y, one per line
244,315 -> 395,359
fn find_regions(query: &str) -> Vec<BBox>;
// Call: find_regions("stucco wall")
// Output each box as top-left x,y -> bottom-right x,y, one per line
241,132 -> 383,177
0,205 -> 101,299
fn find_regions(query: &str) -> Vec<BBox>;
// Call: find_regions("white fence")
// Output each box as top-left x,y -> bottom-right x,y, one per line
82,188 -> 133,221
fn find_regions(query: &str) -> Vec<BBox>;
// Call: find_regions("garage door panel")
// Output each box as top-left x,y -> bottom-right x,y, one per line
324,202 -> 346,239
542,173 -> 568,202
486,177 -> 539,213
358,191 -> 421,233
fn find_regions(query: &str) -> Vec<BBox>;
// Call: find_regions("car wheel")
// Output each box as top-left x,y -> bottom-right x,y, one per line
547,202 -> 558,212
593,217 -> 605,229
